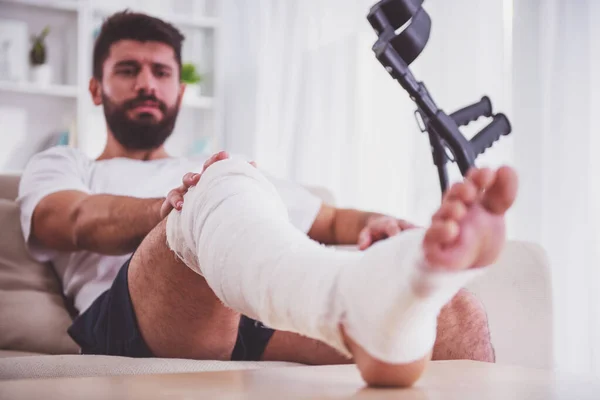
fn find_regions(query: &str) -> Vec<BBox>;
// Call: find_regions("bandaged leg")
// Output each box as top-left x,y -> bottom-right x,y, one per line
166,159 -> 485,363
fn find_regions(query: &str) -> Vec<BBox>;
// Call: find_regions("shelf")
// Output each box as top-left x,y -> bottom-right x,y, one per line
92,6 -> 219,29
0,80 -> 212,107
0,0 -> 78,12
182,95 -> 214,110
0,1 -> 219,27
0,1 -> 221,160
0,81 -> 78,98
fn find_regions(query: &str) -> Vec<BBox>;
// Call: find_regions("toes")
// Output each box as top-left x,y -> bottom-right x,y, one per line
432,200 -> 467,222
424,220 -> 460,247
466,167 -> 495,191
444,181 -> 478,206
482,166 -> 518,214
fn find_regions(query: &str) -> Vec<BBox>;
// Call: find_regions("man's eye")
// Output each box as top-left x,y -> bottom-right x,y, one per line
117,69 -> 135,76
156,70 -> 171,78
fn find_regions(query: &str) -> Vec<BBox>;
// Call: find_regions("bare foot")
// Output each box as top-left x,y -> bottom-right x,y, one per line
342,166 -> 518,388
423,166 -> 518,270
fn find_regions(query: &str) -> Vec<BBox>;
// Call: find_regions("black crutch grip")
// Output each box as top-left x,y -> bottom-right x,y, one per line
470,113 -> 511,157
450,96 -> 492,127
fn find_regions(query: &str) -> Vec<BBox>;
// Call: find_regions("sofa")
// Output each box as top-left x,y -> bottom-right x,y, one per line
0,173 -> 554,380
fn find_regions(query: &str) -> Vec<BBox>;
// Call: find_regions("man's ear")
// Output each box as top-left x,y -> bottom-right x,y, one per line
177,82 -> 186,108
89,77 -> 103,106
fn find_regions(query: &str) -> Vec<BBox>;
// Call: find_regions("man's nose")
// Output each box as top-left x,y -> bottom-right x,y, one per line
134,66 -> 157,94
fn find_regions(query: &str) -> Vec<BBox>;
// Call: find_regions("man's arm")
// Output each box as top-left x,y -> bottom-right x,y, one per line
307,204 -> 416,248
30,153 -> 229,256
307,204 -> 378,245
31,191 -> 164,256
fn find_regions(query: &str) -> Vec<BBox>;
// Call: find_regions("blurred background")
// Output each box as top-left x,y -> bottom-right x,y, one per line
1,0 -> 599,377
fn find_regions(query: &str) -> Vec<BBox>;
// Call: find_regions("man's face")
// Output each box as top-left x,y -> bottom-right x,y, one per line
92,40 -> 183,150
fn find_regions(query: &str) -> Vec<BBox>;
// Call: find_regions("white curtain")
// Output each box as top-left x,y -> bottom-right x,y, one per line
221,0 -> 511,222
511,0 -> 600,375
222,0 -> 600,375
221,0 -> 368,206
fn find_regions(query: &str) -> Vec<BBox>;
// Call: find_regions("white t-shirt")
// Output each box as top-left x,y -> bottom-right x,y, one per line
17,146 -> 322,314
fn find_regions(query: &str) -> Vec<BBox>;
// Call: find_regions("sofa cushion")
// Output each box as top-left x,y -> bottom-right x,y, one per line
466,241 -> 553,370
0,350 -> 42,358
0,199 -> 78,354
0,355 -> 300,380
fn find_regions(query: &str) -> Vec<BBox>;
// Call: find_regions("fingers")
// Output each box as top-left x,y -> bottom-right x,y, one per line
202,151 -> 256,172
203,150 -> 230,171
182,172 -> 200,187
358,229 -> 373,251
166,152 -> 257,219
364,220 -> 399,247
168,186 -> 185,210
397,219 -> 419,230
359,217 -> 417,250
378,218 -> 418,236
382,220 -> 402,237
159,200 -> 172,220
160,185 -> 185,219
184,151 -> 234,188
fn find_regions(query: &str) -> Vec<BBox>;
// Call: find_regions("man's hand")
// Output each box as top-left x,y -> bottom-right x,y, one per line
160,151 -> 257,219
357,215 -> 418,250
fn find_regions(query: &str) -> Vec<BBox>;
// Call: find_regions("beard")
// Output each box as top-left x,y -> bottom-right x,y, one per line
102,92 -> 180,150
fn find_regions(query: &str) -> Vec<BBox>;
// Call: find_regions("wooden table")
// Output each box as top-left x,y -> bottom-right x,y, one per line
0,361 -> 598,400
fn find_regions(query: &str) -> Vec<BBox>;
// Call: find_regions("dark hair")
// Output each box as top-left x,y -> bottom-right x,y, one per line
92,10 -> 185,80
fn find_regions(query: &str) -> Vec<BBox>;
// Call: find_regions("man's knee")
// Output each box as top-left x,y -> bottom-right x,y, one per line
433,289 -> 495,362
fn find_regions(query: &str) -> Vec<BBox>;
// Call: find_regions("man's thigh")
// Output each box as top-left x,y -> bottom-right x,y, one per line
128,219 -> 241,360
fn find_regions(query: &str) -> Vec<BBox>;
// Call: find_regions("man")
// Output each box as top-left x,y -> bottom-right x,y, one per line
18,12 -> 515,387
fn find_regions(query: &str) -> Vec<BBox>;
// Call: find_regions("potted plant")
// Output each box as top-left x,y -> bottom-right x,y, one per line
181,62 -> 203,101
30,26 -> 51,85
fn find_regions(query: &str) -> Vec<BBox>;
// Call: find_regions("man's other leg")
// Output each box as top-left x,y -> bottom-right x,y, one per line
433,289 -> 495,362
128,219 -> 240,360
262,289 -> 495,364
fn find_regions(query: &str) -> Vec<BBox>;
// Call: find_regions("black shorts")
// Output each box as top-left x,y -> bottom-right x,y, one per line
67,258 -> 275,361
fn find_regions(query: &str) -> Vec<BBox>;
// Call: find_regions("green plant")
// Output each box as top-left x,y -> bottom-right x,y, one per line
30,26 -> 50,66
181,63 -> 203,84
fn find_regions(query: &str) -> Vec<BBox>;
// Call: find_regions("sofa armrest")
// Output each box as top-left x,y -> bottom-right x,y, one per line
466,241 -> 553,370
0,174 -> 20,201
